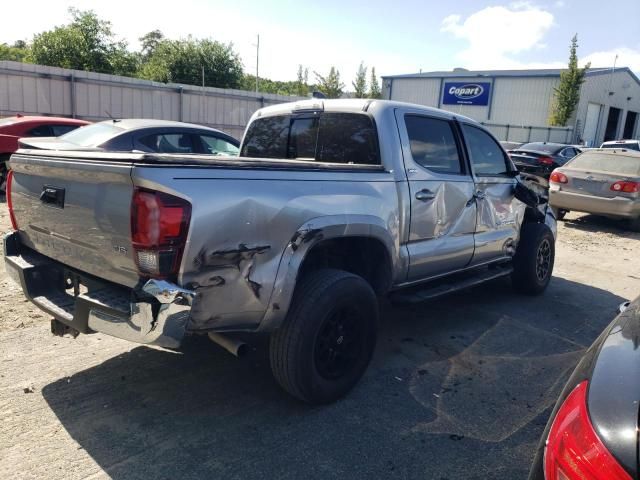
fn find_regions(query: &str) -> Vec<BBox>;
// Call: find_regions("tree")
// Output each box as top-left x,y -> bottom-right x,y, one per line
29,8 -> 137,76
296,65 -> 309,97
368,67 -> 381,99
550,35 -> 590,126
139,30 -> 164,60
352,62 -> 368,98
0,42 -> 29,62
314,67 -> 344,98
139,37 -> 243,89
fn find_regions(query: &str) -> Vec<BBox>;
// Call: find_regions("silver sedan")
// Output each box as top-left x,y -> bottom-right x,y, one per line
549,149 -> 640,231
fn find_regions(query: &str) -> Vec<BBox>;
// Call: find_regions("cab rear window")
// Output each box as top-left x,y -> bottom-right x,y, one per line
241,113 -> 380,165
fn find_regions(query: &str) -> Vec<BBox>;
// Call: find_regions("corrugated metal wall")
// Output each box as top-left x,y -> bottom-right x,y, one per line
490,77 -> 558,125
575,69 -> 640,145
0,61 -> 303,140
383,74 -> 572,142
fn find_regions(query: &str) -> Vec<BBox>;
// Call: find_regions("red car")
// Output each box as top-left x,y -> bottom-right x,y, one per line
0,115 -> 89,191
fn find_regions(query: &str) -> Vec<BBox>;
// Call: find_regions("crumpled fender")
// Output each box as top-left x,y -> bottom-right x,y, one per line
258,214 -> 398,331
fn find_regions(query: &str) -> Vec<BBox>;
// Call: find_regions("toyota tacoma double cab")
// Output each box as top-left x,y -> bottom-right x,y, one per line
4,99 -> 556,404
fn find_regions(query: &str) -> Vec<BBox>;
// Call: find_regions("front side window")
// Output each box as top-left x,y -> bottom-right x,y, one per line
241,112 -> 380,165
405,115 -> 463,175
462,125 -> 509,176
139,133 -> 195,154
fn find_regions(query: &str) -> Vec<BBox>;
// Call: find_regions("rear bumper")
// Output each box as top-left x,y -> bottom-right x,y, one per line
3,231 -> 194,348
549,189 -> 640,219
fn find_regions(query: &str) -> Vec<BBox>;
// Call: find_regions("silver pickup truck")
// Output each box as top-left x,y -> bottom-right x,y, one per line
4,99 -> 556,404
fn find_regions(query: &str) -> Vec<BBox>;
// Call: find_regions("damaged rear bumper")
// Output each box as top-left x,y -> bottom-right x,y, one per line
3,231 -> 194,348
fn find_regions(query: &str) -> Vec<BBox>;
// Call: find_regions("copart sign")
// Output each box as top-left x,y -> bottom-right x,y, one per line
442,82 -> 491,106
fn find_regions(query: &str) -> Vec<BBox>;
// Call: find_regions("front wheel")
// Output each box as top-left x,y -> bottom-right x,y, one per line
269,269 -> 378,404
511,223 -> 555,295
556,209 -> 568,221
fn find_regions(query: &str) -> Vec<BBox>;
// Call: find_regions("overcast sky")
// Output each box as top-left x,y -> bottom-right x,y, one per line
2,0 -> 639,85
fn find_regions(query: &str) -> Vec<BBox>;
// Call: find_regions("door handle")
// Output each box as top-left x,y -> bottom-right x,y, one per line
415,189 -> 436,201
474,190 -> 486,200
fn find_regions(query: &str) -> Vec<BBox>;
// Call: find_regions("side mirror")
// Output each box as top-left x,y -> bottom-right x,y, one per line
505,170 -> 520,178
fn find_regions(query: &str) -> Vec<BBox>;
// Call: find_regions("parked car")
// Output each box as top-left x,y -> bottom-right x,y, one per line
4,99 -> 556,404
500,140 -> 523,151
509,142 -> 581,179
528,295 -> 640,480
0,115 -> 89,191
600,139 -> 640,151
549,149 -> 640,229
19,119 -> 240,156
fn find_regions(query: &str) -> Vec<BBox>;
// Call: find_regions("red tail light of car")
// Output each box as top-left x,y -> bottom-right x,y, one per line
610,181 -> 639,193
6,170 -> 18,230
544,381 -> 632,480
538,156 -> 555,165
549,171 -> 568,184
131,188 -> 191,280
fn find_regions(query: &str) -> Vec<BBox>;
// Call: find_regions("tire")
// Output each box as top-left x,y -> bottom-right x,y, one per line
628,216 -> 640,232
556,209 -> 568,221
269,269 -> 378,404
511,223 -> 555,295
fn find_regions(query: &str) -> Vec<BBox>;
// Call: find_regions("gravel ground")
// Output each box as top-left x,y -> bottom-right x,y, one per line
1,208 -> 638,480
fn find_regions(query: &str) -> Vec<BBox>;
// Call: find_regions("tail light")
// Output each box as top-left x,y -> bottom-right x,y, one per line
6,170 -> 18,230
549,171 -> 568,184
610,181 -> 639,193
544,381 -> 632,480
131,188 -> 191,280
538,156 -> 555,165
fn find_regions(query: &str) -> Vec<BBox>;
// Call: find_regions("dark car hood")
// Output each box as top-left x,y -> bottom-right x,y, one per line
18,137 -> 102,151
588,296 -> 640,477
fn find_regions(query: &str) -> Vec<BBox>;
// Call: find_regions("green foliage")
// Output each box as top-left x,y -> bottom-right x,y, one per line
368,67 -> 381,99
314,67 -> 344,99
352,62 -> 368,98
139,38 -> 243,88
29,8 -> 138,76
0,42 -> 30,62
550,35 -> 590,126
139,30 -> 164,61
241,74 -> 301,95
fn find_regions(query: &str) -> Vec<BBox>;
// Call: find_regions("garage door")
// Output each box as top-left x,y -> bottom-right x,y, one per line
583,103 -> 601,146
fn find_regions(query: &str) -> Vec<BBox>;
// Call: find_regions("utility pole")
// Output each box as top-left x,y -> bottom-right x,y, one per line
201,65 -> 206,123
255,34 -> 260,93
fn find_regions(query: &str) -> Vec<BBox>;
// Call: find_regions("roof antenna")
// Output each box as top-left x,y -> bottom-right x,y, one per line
105,110 -> 120,122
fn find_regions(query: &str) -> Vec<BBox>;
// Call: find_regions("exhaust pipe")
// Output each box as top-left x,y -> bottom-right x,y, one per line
208,332 -> 248,357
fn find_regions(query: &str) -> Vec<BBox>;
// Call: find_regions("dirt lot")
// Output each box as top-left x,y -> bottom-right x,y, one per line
1,207 -> 638,480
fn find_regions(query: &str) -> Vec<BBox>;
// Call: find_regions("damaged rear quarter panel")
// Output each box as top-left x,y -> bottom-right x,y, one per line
132,166 -> 401,333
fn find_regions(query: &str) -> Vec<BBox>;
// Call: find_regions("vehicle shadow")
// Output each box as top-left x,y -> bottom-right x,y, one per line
561,213 -> 640,238
41,276 -> 626,480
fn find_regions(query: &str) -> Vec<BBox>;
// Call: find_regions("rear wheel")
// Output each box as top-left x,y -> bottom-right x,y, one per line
511,223 -> 555,295
628,216 -> 640,232
269,269 -> 378,404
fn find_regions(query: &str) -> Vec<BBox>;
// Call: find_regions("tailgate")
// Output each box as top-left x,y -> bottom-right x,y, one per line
9,152 -> 139,287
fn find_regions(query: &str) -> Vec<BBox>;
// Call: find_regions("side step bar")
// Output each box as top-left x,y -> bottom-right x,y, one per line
390,264 -> 513,304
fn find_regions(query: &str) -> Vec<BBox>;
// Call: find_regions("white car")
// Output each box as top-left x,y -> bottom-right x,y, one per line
600,139 -> 640,152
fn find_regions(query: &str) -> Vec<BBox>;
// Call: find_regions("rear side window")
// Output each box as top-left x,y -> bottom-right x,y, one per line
26,125 -> 53,137
405,115 -> 463,174
139,133 -> 195,154
51,125 -> 79,136
241,113 -> 380,165
462,125 -> 509,176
